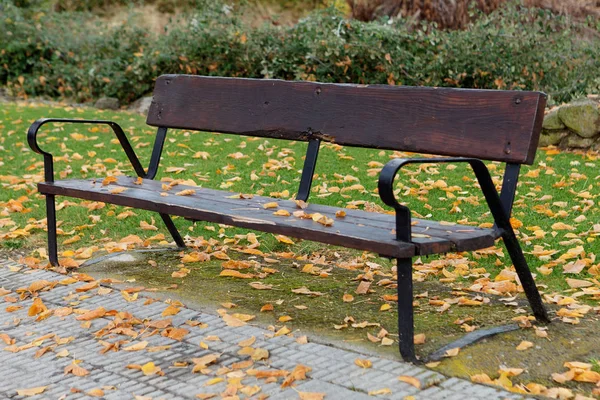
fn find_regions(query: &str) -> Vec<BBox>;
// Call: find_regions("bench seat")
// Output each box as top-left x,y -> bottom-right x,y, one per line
38,176 -> 499,258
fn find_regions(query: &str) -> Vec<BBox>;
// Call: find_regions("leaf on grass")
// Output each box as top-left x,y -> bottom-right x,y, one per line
274,235 -> 294,244
413,333 -> 426,345
249,282 -> 273,290
444,347 -> 460,357
516,341 -> 533,351
220,270 -> 254,279
292,287 -> 324,296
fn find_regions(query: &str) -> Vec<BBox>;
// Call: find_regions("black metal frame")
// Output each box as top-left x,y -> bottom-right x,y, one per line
378,157 -> 550,362
296,138 -> 321,202
27,118 -> 185,266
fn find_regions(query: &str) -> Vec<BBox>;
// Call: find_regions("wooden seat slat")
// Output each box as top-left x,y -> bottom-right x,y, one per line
38,176 -> 497,256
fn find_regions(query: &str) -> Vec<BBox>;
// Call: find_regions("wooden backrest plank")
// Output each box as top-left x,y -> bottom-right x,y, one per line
147,75 -> 546,164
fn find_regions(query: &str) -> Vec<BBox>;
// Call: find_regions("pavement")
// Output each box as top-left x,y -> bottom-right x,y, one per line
0,258 -> 531,400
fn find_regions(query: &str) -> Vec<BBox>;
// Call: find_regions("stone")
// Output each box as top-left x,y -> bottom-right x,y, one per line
0,87 -> 8,103
542,109 -> 565,130
128,96 -> 153,115
560,132 -> 597,149
538,130 -> 569,147
95,97 -> 120,110
557,99 -> 599,138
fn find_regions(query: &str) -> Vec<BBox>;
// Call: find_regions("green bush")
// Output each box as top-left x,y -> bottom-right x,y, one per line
1,0 -> 598,104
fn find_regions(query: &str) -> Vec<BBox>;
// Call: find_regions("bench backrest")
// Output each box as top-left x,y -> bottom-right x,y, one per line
146,75 -> 546,165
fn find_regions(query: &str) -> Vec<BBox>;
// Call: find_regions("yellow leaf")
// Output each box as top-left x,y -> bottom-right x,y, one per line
238,336 -> 256,347
368,388 -> 392,396
413,333 -> 426,345
102,176 -> 118,186
109,186 -> 127,194
298,392 -> 325,400
16,387 -> 47,396
220,270 -> 254,279
141,361 -> 159,376
380,304 -> 391,311
273,209 -> 291,216
123,341 -> 148,351
398,375 -> 422,389
263,202 -> 278,209
342,293 -> 354,303
354,358 -> 372,368
87,389 -> 105,397
175,189 -> 196,196
444,347 -> 460,357
516,341 -> 533,351
274,235 -> 294,244
28,298 -> 47,316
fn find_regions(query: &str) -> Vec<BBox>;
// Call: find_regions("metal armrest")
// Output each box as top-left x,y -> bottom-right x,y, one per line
27,118 -> 146,182
378,157 -> 513,238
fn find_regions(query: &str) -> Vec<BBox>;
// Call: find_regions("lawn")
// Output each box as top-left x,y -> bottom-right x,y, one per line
1,101 -> 600,396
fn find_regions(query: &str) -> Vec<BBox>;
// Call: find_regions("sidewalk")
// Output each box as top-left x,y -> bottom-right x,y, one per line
0,258 -> 529,400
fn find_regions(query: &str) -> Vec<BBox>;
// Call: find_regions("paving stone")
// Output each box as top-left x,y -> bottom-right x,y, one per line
0,260 -> 529,400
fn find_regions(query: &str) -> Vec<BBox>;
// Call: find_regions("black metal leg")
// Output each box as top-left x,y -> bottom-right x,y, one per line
46,195 -> 59,266
501,229 -> 550,323
159,213 -> 186,248
397,257 -> 417,363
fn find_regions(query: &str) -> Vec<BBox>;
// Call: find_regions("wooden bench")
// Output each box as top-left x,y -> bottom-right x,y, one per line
27,74 -> 550,362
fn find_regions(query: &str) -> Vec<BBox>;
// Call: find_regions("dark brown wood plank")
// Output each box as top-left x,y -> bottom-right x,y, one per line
38,178 -> 415,258
38,177 -> 497,255
147,75 -> 546,164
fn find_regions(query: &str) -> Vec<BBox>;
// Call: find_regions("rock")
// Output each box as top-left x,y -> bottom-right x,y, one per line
560,132 -> 597,149
95,97 -> 120,110
0,87 -> 8,103
128,96 -> 153,115
539,130 -> 568,147
557,99 -> 599,138
542,109 -> 565,130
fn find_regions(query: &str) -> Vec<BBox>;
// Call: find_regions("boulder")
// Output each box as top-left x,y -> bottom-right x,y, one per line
542,109 -> 565,130
560,132 -> 597,149
539,130 -> 568,147
557,99 -> 599,138
95,97 -> 120,110
128,96 -> 153,115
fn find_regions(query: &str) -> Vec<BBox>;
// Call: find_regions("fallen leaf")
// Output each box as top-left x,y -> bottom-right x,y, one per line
16,387 -> 47,396
398,375 -> 421,389
516,341 -> 533,351
354,358 -> 372,369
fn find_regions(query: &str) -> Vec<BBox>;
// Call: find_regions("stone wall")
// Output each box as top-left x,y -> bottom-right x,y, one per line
540,96 -> 600,150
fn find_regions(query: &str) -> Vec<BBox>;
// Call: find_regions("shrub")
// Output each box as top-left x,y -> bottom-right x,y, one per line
1,0 -> 598,104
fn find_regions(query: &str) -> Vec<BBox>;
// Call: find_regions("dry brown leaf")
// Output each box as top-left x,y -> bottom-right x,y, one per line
398,375 -> 422,389
516,341 -> 534,351
64,362 -> 89,377
76,307 -> 106,321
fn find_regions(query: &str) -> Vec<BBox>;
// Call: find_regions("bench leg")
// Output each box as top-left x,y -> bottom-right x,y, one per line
501,229 -> 550,323
397,257 -> 417,363
159,213 -> 186,248
46,195 -> 59,267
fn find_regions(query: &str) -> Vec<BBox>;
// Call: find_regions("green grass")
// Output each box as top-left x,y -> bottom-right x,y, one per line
1,101 -> 599,296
